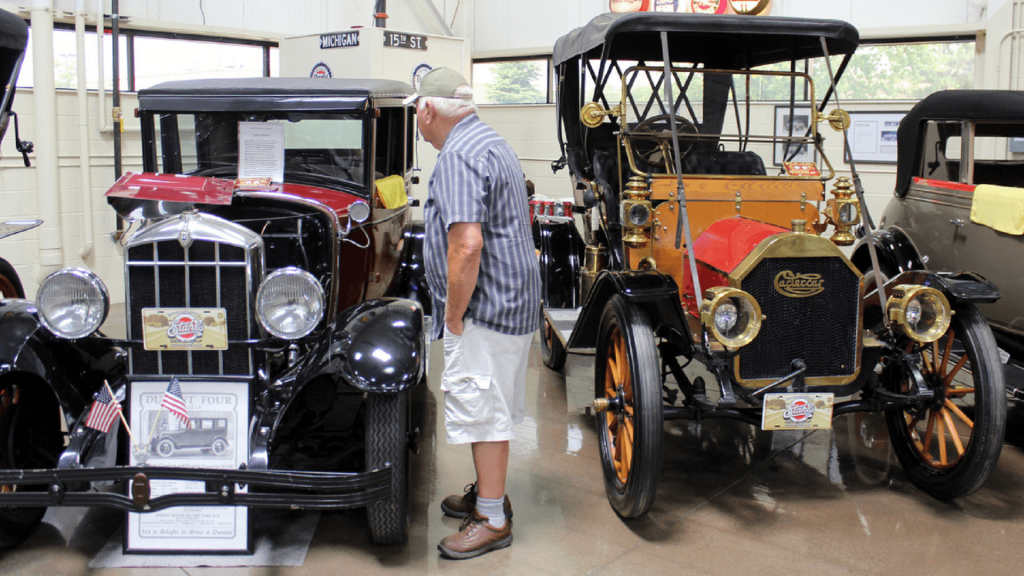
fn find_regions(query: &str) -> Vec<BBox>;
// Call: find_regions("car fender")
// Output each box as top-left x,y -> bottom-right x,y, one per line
0,299 -> 126,420
887,269 -> 1000,304
390,222 -> 431,316
851,226 -> 925,276
566,269 -> 690,350
277,298 -> 425,397
539,220 -> 585,309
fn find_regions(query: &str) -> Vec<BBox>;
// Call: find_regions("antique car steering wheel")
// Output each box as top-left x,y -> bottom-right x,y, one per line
628,114 -> 699,170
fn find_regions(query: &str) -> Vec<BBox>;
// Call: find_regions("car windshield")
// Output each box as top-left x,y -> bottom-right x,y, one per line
606,64 -> 821,176
149,111 -> 366,188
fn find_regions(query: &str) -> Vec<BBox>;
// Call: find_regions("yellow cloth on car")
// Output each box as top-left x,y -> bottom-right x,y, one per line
970,184 -> 1024,235
375,175 -> 408,209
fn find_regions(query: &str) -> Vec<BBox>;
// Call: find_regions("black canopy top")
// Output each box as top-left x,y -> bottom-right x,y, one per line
553,12 -> 859,68
0,8 -> 27,52
895,90 -> 1024,196
139,78 -> 414,112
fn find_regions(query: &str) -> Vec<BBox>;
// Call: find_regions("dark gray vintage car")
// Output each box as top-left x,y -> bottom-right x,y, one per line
854,90 -> 1022,396
0,78 -> 431,548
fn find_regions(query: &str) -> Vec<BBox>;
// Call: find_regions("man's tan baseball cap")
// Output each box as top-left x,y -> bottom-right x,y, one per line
402,67 -> 472,106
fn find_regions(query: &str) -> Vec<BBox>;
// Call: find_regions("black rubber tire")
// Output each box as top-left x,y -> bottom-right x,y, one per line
0,381 -> 64,549
540,310 -> 567,370
0,257 -> 25,299
366,390 -> 410,545
594,295 -> 663,518
156,438 -> 175,458
211,438 -> 227,455
884,302 -> 1006,499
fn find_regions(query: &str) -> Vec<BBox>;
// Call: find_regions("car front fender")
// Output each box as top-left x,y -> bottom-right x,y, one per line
276,298 -> 425,395
0,299 -> 126,420
851,226 -> 925,276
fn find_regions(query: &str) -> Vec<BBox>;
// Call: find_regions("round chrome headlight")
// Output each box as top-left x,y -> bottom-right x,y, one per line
699,287 -> 762,349
37,268 -> 109,339
256,267 -> 325,340
886,284 -> 951,343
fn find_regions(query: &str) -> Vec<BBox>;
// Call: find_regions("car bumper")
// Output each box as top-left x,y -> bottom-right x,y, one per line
0,464 -> 392,513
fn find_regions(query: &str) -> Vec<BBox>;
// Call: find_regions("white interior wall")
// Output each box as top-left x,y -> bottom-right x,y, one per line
1,88 -> 141,302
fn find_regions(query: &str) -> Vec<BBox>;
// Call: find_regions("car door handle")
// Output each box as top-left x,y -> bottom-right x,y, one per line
950,218 -> 965,227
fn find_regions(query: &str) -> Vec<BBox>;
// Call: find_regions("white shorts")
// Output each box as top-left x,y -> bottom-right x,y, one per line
441,319 -> 532,444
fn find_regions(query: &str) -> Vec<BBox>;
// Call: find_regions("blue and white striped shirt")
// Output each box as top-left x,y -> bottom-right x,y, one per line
423,113 -> 541,341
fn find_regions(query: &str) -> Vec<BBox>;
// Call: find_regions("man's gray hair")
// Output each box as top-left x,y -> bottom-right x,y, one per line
419,84 -> 477,117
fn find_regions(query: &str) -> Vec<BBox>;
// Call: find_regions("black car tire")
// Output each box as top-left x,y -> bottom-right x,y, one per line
884,302 -> 1006,499
156,438 -> 175,458
594,295 -> 663,518
0,382 -> 63,549
0,257 -> 25,299
365,390 -> 410,545
540,310 -> 567,370
211,438 -> 227,456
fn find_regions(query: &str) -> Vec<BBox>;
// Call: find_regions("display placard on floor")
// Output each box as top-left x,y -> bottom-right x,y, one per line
125,379 -> 251,554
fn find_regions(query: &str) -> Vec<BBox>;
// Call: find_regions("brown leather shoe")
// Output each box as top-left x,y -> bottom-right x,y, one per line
438,511 -> 513,559
440,483 -> 513,519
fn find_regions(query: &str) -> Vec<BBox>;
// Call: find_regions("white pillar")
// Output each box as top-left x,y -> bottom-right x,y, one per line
30,0 -> 64,282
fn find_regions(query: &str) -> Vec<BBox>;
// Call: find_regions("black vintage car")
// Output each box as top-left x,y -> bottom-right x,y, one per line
151,417 -> 231,458
0,78 -> 430,547
540,13 -> 1006,518
855,90 -> 1024,398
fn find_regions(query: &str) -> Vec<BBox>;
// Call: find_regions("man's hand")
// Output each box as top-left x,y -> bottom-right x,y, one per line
446,222 -> 483,337
446,317 -> 465,336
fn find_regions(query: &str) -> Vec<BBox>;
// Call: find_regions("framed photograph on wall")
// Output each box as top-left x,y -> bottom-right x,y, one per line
774,105 -> 816,165
125,379 -> 251,554
843,111 -> 907,164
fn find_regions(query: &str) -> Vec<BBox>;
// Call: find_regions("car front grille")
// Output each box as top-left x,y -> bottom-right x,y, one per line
124,214 -> 263,377
737,256 -> 860,383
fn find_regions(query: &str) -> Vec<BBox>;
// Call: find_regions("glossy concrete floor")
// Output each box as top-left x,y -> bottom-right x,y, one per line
3,308 -> 1024,574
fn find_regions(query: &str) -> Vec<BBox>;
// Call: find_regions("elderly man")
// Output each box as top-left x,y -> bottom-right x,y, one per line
404,67 -> 540,559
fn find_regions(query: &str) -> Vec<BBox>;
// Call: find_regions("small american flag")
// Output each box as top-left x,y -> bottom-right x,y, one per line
161,378 -> 190,427
85,385 -> 122,433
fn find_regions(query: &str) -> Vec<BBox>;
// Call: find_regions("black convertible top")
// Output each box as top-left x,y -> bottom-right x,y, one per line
142,78 -> 413,98
895,90 -> 1024,195
552,12 -> 859,68
139,78 -> 414,111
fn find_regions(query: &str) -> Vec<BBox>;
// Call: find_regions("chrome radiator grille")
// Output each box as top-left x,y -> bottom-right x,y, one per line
124,215 -> 263,377
738,256 -> 860,382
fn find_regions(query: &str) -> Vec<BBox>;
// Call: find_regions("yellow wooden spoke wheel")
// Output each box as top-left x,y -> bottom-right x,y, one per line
884,303 -> 1006,500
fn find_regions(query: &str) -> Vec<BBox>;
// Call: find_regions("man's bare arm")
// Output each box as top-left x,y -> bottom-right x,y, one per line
445,222 -> 483,335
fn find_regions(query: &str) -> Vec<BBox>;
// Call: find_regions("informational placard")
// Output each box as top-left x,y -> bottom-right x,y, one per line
126,380 -> 250,553
843,111 -> 906,164
774,105 -> 816,165
238,122 -> 285,183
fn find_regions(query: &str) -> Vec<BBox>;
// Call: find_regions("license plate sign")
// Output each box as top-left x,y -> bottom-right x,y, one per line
142,308 -> 228,351
761,393 -> 834,430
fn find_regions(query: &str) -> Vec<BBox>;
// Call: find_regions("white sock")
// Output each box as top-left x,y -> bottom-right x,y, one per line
476,495 -> 506,529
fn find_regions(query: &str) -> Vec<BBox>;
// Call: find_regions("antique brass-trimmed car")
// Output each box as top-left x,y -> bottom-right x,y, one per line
0,78 -> 430,547
540,13 -> 1006,518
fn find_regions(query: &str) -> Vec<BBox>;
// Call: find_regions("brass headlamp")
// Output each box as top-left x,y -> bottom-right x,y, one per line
886,285 -> 952,343
699,286 -> 762,350
621,176 -> 652,248
824,176 -> 861,246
